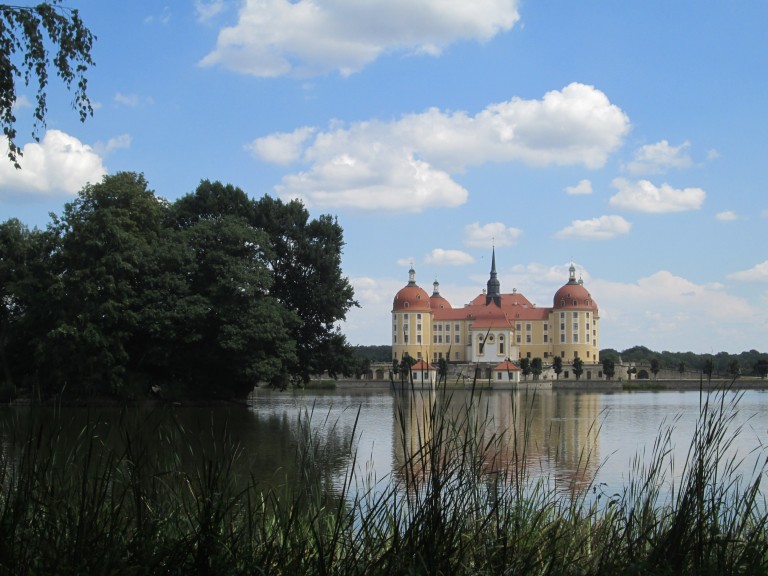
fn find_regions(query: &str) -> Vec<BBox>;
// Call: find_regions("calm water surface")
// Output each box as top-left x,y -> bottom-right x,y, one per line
1,388 -> 766,496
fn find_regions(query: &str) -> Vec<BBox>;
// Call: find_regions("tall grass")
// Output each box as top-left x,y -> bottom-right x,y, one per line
0,382 -> 765,575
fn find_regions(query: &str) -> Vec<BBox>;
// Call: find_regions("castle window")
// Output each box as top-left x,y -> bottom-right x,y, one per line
526,352 -> 531,358
404,314 -> 408,320
417,324 -> 421,331
586,334 -> 590,343
404,302 -> 409,309
404,335 -> 408,343
393,335 -> 397,343
561,299 -> 565,306
455,324 -> 460,331
516,323 -> 521,331
544,323 -> 548,331
433,336 -> 437,344
499,342 -> 505,355
455,335 -> 460,344
573,334 -> 579,343
560,334 -> 565,343
499,335 -> 504,341
544,335 -> 548,343
516,335 -> 521,343
488,335 -> 494,342
417,335 -> 422,344
526,335 -> 531,343
560,312 -> 565,319
417,313 -> 422,319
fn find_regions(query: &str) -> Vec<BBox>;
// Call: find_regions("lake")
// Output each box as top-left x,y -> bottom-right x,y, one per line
1,386 -> 766,498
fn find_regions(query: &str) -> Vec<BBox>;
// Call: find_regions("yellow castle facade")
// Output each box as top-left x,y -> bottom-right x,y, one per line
391,249 -> 600,366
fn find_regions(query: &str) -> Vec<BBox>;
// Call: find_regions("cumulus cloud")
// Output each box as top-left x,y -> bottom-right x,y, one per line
592,271 -> 757,352
0,130 -> 106,198
565,179 -> 592,195
260,83 -> 629,211
609,178 -> 705,213
247,126 -> 315,164
94,134 -> 132,156
424,249 -> 475,266
625,140 -> 692,175
716,210 -> 738,222
464,221 -> 522,247
200,0 -> 520,77
728,261 -> 768,282
555,215 -> 631,240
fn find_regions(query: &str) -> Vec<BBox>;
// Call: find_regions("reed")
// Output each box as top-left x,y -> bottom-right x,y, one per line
0,381 -> 765,575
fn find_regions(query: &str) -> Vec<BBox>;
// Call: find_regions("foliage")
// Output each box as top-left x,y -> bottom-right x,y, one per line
0,173 -> 357,400
0,385 -> 766,575
601,347 -> 768,378
602,357 -> 615,379
351,344 -> 391,362
519,356 -> 531,380
0,1 -> 95,167
552,355 -> 563,379
756,359 -> 768,379
530,357 -> 543,380
572,356 -> 584,380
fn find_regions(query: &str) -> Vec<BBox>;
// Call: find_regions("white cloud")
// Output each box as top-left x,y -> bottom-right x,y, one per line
277,148 -> 469,212
246,127 -> 315,165
464,222 -> 522,248
716,210 -> 738,222
609,178 -> 705,213
200,0 -> 520,77
593,271 -> 758,352
424,249 -> 475,266
94,134 -> 132,156
195,0 -> 224,22
260,84 -> 629,211
555,215 -> 631,240
115,92 -> 141,107
0,130 -> 106,198
625,140 -> 692,175
565,179 -> 592,195
728,261 -> 768,282
12,95 -> 31,111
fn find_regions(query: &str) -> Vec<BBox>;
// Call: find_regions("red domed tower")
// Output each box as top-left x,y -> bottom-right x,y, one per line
551,264 -> 599,363
391,267 -> 432,362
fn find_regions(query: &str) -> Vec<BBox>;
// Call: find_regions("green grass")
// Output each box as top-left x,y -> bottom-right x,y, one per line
0,382 -> 765,575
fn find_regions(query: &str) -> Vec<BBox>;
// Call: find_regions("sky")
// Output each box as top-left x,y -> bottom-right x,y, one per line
1,1 -> 767,354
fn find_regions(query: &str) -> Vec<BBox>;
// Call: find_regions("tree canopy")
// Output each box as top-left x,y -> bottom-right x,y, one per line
1,2 -> 95,167
0,173 -> 357,400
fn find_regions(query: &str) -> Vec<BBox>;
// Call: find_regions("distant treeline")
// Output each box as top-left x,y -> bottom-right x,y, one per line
352,344 -> 768,378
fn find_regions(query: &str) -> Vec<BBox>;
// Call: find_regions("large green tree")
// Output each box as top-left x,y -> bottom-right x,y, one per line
1,2 -> 95,166
165,181 -> 298,394
43,172 -> 163,396
252,196 -> 357,383
0,218 -> 56,393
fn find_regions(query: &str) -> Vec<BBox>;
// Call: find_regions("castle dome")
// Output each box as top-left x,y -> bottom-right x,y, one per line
393,267 -> 431,312
553,264 -> 598,310
429,280 -> 452,310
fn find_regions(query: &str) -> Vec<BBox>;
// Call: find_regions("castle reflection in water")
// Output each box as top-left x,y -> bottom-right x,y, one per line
390,388 -> 602,492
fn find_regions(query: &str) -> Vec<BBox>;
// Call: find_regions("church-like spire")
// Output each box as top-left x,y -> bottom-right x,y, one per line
486,246 -> 501,306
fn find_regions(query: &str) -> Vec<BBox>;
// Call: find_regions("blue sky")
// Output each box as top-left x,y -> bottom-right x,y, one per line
2,1 -> 767,354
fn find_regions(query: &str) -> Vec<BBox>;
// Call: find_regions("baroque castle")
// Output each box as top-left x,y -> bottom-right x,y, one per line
391,249 -> 599,367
